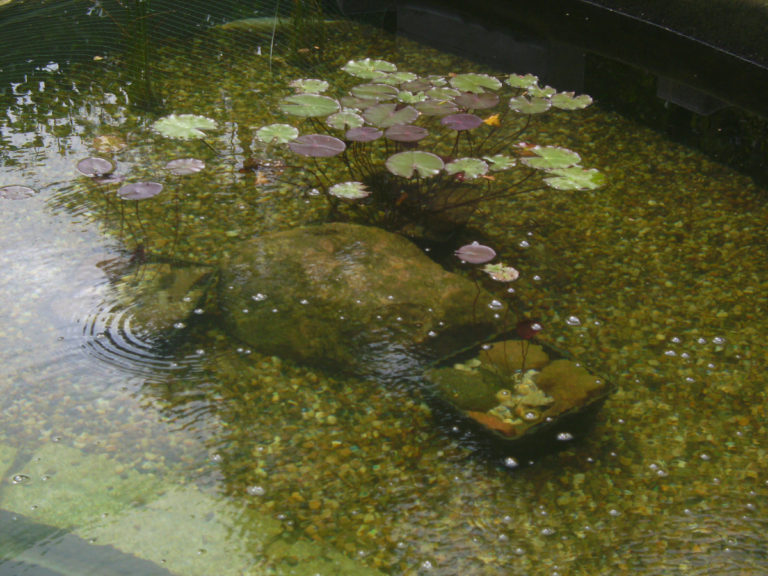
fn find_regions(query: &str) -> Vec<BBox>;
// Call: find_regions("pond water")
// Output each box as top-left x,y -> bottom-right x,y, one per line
2,7 -> 768,576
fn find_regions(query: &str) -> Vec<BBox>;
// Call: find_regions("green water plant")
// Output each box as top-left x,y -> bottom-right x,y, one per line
253,59 -> 606,236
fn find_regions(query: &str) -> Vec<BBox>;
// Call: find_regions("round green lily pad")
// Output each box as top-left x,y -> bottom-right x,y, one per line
527,84 -> 557,98
351,83 -> 399,101
256,123 -> 299,144
544,167 -> 606,190
326,110 -> 365,131
483,263 -> 520,282
551,92 -> 593,110
363,103 -> 419,128
484,154 -> 516,171
397,90 -> 428,104
279,94 -> 339,118
508,96 -> 551,114
448,73 -> 502,93
289,78 -> 330,94
374,71 -> 418,85
445,157 -> 489,179
521,146 -> 581,170
385,151 -> 444,179
506,74 -> 539,89
153,114 -> 217,140
341,58 -> 397,80
329,181 -> 370,200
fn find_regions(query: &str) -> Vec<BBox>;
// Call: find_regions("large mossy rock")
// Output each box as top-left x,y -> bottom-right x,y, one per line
219,223 -> 498,377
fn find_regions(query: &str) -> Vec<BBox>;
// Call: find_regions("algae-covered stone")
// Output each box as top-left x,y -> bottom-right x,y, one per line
478,339 -> 549,373
427,365 -> 499,411
536,358 -> 606,412
219,222 -> 498,377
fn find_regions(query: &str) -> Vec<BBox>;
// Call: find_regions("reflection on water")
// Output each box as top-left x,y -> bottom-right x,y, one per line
1,10 -> 768,576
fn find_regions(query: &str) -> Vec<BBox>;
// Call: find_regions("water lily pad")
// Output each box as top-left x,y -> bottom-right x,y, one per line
329,181 -> 370,200
256,123 -> 299,144
544,167 -> 606,190
397,90 -> 428,104
454,92 -> 500,110
527,84 -> 557,98
346,126 -> 383,142
551,92 -> 593,110
506,73 -> 539,89
441,113 -> 483,131
385,151 -> 444,179
375,71 -> 418,85
326,110 -> 365,131
351,83 -> 398,101
289,78 -> 329,93
341,58 -> 397,80
445,157 -> 488,179
521,146 -> 581,170
427,87 -> 461,100
363,103 -> 419,128
415,99 -> 459,117
508,96 -> 551,114
402,78 -> 433,92
455,241 -> 496,264
340,95 -> 378,110
118,181 -> 163,200
449,73 -> 501,93
483,263 -> 519,282
153,114 -> 216,139
288,134 -> 346,157
384,124 -> 429,143
484,154 -> 516,171
76,156 -> 115,177
0,185 -> 36,199
279,94 -> 339,118
165,158 -> 205,175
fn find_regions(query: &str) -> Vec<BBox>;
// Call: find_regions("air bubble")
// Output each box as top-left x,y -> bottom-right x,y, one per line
11,474 -> 31,485
251,293 -> 267,302
503,457 -> 519,468
246,485 -> 266,496
566,315 -> 581,326
488,299 -> 504,310
556,432 -> 574,441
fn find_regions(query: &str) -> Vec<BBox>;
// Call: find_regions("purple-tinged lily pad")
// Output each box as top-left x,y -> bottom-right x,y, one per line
454,92 -> 499,110
289,134 -> 346,157
455,241 -> 496,264
385,151 -> 443,179
76,157 -> 115,177
384,124 -> 429,143
118,181 -> 163,200
165,158 -> 205,175
0,185 -> 36,199
345,127 -> 383,142
441,113 -> 483,131
363,103 -> 419,128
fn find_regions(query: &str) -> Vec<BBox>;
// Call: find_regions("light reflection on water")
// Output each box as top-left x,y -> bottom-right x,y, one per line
0,16 -> 767,576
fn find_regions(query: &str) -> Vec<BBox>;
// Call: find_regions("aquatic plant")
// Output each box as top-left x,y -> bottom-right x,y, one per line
253,59 -> 606,236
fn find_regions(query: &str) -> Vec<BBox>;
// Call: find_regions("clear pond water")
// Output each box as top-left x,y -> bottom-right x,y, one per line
1,8 -> 768,576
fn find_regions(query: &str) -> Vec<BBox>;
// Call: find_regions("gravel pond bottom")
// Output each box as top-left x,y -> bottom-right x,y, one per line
1,18 -> 768,576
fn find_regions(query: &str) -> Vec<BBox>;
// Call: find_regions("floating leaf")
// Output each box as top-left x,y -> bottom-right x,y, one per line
351,83 -> 399,101
397,90 -> 428,104
506,73 -> 539,89
441,113 -> 483,131
289,78 -> 329,93
345,126 -> 383,142
385,151 -> 444,178
551,92 -> 593,110
544,167 -> 606,190
327,110 -> 365,131
76,157 -> 115,177
527,85 -> 557,98
329,181 -> 370,200
0,185 -> 36,199
279,94 -> 339,118
363,103 -> 419,128
508,96 -> 551,114
455,241 -> 496,264
341,58 -> 397,79
484,154 -> 516,171
522,146 -> 581,170
445,157 -> 488,179
483,263 -> 520,282
384,124 -> 429,143
289,134 -> 346,157
375,71 -> 418,85
165,158 -> 205,175
153,114 -> 216,140
454,92 -> 499,110
256,123 -> 299,144
402,78 -> 432,92
415,99 -> 459,117
449,73 -> 501,93
118,181 -> 163,200
340,95 -> 378,110
427,87 -> 461,100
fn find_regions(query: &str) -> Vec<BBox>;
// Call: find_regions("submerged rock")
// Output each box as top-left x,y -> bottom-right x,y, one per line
218,222 -> 499,377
